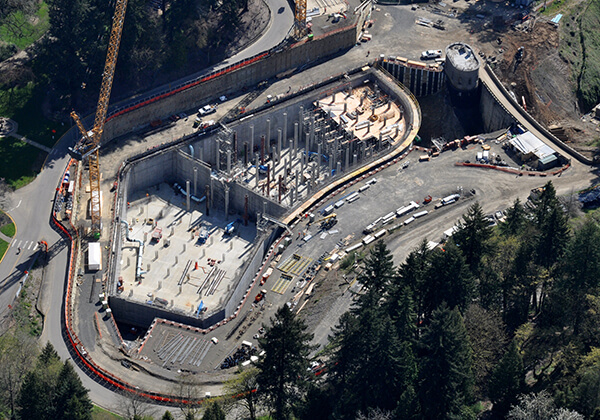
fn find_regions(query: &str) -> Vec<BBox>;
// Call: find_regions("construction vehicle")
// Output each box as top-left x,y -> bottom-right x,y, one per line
225,219 -> 242,235
68,0 -> 129,239
198,227 -> 209,244
151,227 -> 162,243
310,213 -> 336,226
317,213 -> 338,230
423,195 -> 432,204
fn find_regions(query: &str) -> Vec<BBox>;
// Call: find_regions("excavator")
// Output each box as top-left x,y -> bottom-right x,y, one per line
68,0 -> 129,238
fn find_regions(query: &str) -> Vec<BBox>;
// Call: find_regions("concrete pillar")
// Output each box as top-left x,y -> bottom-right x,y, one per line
294,122 -> 298,158
255,155 -> 260,188
263,201 -> 267,217
283,112 -> 288,144
199,147 -> 203,162
299,106 -> 304,124
193,167 -> 198,196
336,161 -> 341,176
250,125 -> 254,155
186,180 -> 190,211
353,153 -> 358,165
273,145 -> 278,166
317,142 -> 322,167
329,155 -> 334,176
260,136 -> 265,164
205,184 -> 210,216
227,149 -> 231,174
277,129 -> 282,162
379,133 -> 382,151
244,141 -> 249,165
295,169 -> 299,198
224,185 -> 230,220
345,147 -> 350,170
310,115 -> 315,150
266,119 -> 271,154
395,125 -> 400,138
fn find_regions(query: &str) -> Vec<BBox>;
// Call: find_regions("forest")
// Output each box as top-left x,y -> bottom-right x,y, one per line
0,0 -> 251,115
2,180 -> 599,420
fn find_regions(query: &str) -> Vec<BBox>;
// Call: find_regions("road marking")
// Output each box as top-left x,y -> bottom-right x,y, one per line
8,200 -> 21,212
272,274 -> 293,294
27,241 -> 33,250
33,243 -> 39,251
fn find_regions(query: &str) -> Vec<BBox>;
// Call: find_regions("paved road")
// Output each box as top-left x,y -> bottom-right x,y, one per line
0,0 -> 293,411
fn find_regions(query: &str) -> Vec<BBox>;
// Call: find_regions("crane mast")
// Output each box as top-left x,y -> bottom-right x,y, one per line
71,0 -> 128,238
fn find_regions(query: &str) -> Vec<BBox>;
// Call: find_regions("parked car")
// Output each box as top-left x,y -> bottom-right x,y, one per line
219,95 -> 227,102
421,49 -> 443,60
198,105 -> 216,115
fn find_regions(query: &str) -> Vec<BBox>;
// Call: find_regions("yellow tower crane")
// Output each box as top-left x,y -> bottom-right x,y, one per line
294,0 -> 307,39
69,0 -> 128,238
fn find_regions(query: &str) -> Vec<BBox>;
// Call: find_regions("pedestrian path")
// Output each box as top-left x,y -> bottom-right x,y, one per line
10,133 -> 52,153
0,232 -> 12,243
10,239 -> 39,251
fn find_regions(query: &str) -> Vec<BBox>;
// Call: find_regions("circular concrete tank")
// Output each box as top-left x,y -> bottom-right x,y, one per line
444,42 -> 480,93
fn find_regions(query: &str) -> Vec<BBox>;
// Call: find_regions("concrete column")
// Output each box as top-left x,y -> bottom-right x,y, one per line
250,125 -> 254,156
277,129 -> 282,162
255,155 -> 260,188
294,122 -> 298,158
224,185 -> 230,220
266,119 -> 271,154
317,142 -> 322,167
299,106 -> 304,124
353,153 -> 358,165
345,146 -> 350,170
343,102 -> 347,114
273,145 -> 278,166
227,149 -> 232,173
336,161 -> 341,176
193,167 -> 198,196
205,185 -> 210,216
329,155 -> 334,176
283,113 -> 288,144
186,180 -> 191,211
310,115 -> 315,150
244,141 -> 249,165
263,201 -> 267,217
379,133 -> 382,151
215,140 -> 220,171
199,148 -> 203,162
295,169 -> 299,199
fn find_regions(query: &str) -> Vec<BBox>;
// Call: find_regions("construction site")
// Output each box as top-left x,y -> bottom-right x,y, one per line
103,67 -> 416,339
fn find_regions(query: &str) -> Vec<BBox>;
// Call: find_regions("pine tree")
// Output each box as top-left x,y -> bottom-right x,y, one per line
452,202 -> 492,274
54,361 -> 93,420
489,341 -> 524,415
501,198 -> 526,236
423,242 -> 474,318
419,304 -> 474,419
358,240 -> 396,295
257,305 -> 313,420
396,240 -> 432,325
201,401 -> 225,420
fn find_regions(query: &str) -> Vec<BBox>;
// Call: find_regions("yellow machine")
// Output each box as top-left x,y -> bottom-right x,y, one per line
69,0 -> 128,238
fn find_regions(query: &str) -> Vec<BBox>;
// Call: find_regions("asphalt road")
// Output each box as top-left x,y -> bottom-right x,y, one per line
0,0 -> 598,414
0,0 -> 294,411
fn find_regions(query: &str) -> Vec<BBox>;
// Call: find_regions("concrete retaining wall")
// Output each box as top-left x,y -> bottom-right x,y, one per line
480,82 -> 516,132
102,27 -> 358,142
380,59 -> 445,97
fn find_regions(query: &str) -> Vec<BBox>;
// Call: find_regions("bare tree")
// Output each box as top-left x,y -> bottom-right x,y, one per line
176,373 -> 203,420
117,390 -> 158,420
0,331 -> 38,418
224,366 -> 260,420
0,178 -> 13,211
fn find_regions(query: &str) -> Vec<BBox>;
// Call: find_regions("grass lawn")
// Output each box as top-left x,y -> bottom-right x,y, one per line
0,135 -> 46,189
0,238 -> 8,261
0,2 -> 49,50
91,405 -> 124,420
0,221 -> 16,237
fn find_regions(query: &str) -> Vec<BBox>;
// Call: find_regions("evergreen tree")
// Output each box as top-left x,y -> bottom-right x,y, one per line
161,411 -> 175,420
419,304 -> 474,420
452,202 -> 492,274
555,219 -> 600,334
423,242 -> 474,317
502,198 -> 527,237
257,305 -> 313,420
358,240 -> 396,296
489,341 -> 525,415
396,240 -> 432,325
224,366 -> 259,420
201,401 -> 225,420
54,361 -> 93,420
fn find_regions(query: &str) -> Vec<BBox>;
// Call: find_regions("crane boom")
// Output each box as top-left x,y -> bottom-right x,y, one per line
71,0 -> 128,236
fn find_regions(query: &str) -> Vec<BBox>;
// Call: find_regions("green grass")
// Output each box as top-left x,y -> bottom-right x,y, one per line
540,0 -> 570,16
91,405 -> 124,420
0,238 -> 8,261
0,82 -> 66,188
0,222 -> 16,237
0,2 -> 49,50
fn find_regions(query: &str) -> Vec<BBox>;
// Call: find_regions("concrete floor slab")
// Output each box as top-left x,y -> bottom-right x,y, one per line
116,182 -> 256,318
